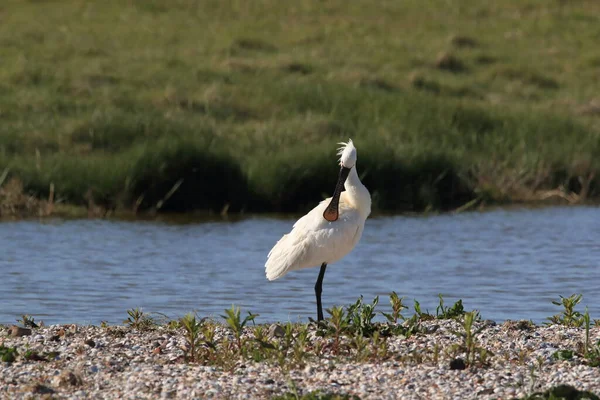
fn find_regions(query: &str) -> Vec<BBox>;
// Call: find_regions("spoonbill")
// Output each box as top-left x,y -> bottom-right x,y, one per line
265,139 -> 371,321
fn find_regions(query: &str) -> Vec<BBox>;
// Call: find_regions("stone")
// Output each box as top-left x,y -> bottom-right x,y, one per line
449,358 -> 466,370
268,324 -> 285,338
9,325 -> 31,337
53,370 -> 83,387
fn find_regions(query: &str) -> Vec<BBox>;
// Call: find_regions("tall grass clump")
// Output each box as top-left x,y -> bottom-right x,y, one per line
245,145 -> 337,212
7,153 -> 131,209
127,137 -> 248,213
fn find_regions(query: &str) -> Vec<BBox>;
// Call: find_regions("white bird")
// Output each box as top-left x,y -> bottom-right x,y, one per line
265,139 -> 371,321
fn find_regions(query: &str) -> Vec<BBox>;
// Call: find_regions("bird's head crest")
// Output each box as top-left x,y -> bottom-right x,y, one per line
337,139 -> 357,168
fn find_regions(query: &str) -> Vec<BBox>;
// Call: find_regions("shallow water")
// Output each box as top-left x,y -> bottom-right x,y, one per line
1,206 -> 599,325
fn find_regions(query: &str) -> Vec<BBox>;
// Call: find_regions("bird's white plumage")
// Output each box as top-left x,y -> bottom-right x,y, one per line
265,140 -> 371,281
338,139 -> 357,168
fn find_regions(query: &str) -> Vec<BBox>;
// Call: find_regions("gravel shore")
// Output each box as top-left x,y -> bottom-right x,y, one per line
1,319 -> 599,399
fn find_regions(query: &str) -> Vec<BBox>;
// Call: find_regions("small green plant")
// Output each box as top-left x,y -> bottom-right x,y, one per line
380,292 -> 420,337
253,325 -> 268,343
221,305 -> 258,351
247,324 -> 270,363
216,336 -> 238,372
325,306 -> 349,355
413,299 -> 434,321
17,314 -> 39,328
370,331 -> 388,360
123,308 -> 155,330
282,322 -> 295,350
581,309 -> 600,367
274,390 -> 360,400
584,341 -> 600,368
350,333 -> 369,362
546,294 -> 585,327
0,345 -> 18,363
382,291 -> 407,324
391,299 -> 432,338
585,307 -> 591,355
346,296 -> 379,337
436,294 -> 465,319
200,321 -> 222,364
292,324 -> 310,366
552,349 -> 574,361
179,312 -> 205,362
260,324 -> 312,396
451,311 -> 487,366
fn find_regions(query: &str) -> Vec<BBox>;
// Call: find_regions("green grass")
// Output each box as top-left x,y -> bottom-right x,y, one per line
2,0 -> 600,214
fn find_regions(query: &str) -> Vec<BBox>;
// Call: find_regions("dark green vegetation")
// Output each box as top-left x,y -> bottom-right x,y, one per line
520,385 -> 600,400
274,391 -> 360,400
0,345 -> 18,363
1,0 -> 600,215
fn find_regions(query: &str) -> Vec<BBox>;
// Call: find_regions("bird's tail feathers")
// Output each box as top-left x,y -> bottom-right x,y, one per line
265,235 -> 308,281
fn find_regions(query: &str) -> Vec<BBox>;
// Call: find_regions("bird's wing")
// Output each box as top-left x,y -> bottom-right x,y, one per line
265,193 -> 363,281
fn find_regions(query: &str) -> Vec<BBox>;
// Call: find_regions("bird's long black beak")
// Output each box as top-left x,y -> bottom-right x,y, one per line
323,166 -> 351,222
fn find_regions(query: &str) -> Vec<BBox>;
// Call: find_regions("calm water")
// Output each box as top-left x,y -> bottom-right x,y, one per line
1,206 -> 599,325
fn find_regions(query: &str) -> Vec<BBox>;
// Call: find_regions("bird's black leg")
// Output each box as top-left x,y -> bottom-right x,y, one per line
314,262 -> 327,321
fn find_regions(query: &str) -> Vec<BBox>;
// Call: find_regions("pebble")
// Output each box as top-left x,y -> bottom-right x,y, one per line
268,324 -> 285,338
9,325 -> 31,337
0,321 -> 599,399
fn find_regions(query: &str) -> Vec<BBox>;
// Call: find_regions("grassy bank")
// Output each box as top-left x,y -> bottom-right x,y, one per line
1,0 -> 600,215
